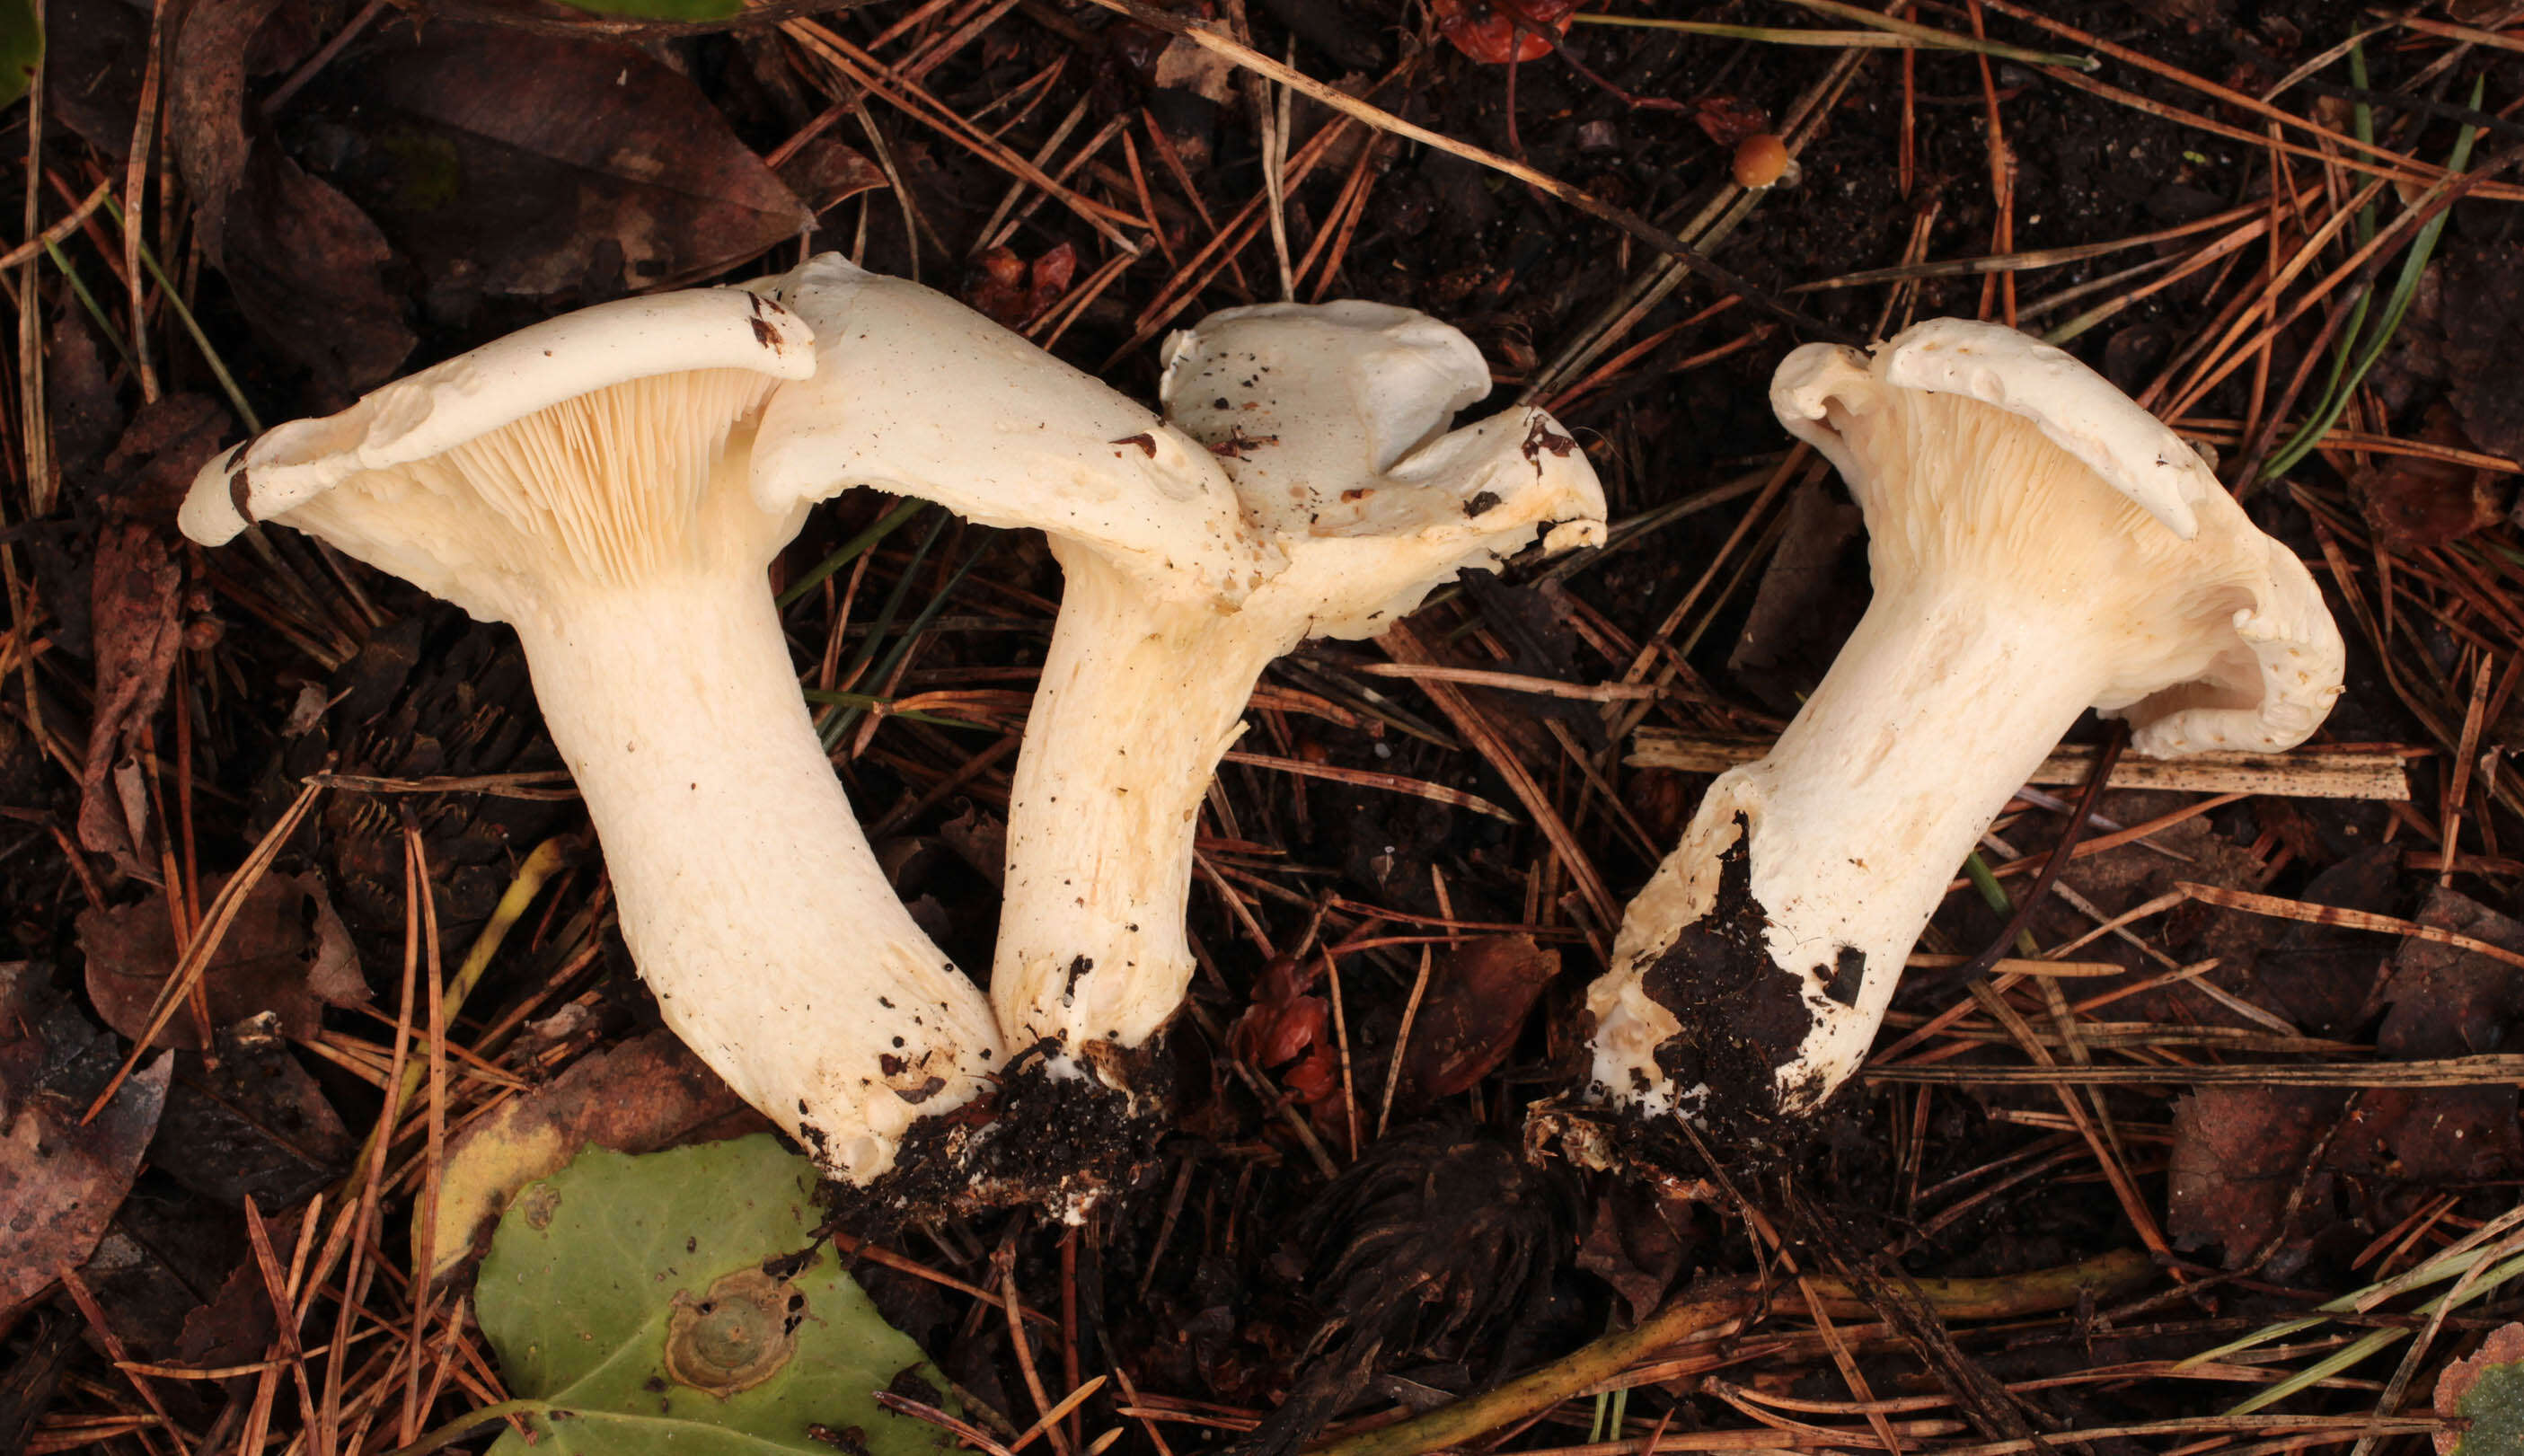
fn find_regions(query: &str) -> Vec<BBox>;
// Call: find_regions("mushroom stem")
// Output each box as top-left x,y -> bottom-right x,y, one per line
1587,584 -> 2105,1122
512,563 -> 1002,1180
995,551 -> 1293,1072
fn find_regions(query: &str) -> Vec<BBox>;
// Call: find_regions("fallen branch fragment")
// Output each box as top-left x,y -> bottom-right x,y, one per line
1306,1249 -> 2153,1456
1867,1055 -> 2524,1087
1629,728 -> 2412,800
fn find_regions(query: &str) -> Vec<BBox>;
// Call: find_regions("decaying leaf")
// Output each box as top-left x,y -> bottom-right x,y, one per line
2350,406 -> 2505,551
298,22 -> 810,306
75,522 -> 184,879
965,243 -> 1078,330
1398,934 -> 1558,1105
430,1029 -> 768,1286
2167,1085 -> 2338,1276
154,1014 -> 355,1208
78,869 -> 366,1052
1,968 -> 175,1313
1432,0 -> 1576,65
169,0 -> 414,395
473,1136 -> 959,1456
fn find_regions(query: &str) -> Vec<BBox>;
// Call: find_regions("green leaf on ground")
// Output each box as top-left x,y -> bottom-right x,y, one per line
551,0 -> 745,17
0,0 -> 40,112
2441,1323 -> 2524,1455
473,1134 -> 958,1456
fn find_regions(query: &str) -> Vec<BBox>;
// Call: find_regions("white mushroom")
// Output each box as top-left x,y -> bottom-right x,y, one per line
752,260 -> 1606,1107
1584,318 -> 2345,1133
180,288 -> 1005,1186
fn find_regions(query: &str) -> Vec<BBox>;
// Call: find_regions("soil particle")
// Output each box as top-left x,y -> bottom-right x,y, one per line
1637,816 -> 1822,1140
820,1037 -> 1177,1230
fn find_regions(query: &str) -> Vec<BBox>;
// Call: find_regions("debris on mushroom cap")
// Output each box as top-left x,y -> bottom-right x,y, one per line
182,289 -> 814,549
1581,317 -> 2346,1139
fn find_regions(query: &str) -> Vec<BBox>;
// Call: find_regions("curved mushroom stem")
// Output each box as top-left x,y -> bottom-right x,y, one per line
513,565 -> 1004,1182
994,551 -> 1283,1072
1586,585 -> 2104,1125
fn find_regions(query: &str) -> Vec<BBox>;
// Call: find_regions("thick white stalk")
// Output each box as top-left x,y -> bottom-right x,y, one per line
510,569 -> 1002,1182
993,549 -> 1281,1073
1590,583 -> 2108,1122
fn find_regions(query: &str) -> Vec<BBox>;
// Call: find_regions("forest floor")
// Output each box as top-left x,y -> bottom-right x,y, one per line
7,2 -> 2524,1455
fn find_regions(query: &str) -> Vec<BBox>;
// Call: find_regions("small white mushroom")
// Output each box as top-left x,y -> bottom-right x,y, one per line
180,287 -> 1005,1186
1584,318 -> 2345,1133
753,260 -> 1606,1101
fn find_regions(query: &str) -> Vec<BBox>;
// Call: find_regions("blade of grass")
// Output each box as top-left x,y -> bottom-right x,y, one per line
94,192 -> 260,434
820,539 -> 984,748
2260,75 -> 2483,481
777,497 -> 928,608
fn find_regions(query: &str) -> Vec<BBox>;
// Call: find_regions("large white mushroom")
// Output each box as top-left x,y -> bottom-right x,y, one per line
181,288 -> 1005,1187
1584,319 -> 2345,1134
752,259 -> 1605,1116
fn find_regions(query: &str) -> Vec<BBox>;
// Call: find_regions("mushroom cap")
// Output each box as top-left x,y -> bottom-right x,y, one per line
181,288 -> 815,546
747,254 -> 1255,602
1158,300 -> 1492,535
1771,318 -> 2344,756
1156,299 -> 1607,639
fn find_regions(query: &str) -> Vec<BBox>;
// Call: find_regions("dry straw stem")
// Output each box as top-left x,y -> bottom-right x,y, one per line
1628,728 -> 2413,800
1306,1249 -> 2152,1456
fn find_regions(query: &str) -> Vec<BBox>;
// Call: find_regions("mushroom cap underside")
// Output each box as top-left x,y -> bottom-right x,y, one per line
182,288 -> 815,547
1770,319 -> 2344,757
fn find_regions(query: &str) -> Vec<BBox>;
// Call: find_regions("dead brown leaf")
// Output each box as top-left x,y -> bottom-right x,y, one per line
169,0 -> 414,397
2350,406 -> 2506,552
74,522 -> 184,881
297,22 -> 811,308
77,870 -> 366,1052
1,971 -> 174,1314
1398,934 -> 1558,1105
966,243 -> 1079,329
2167,1085 -> 2340,1275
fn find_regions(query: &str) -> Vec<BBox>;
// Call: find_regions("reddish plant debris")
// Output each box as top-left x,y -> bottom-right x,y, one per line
2350,406 -> 2507,552
77,870 -> 367,1052
1395,934 -> 1558,1105
1690,94 -> 1774,148
1232,954 -> 1345,1129
1433,0 -> 1579,65
966,243 -> 1079,329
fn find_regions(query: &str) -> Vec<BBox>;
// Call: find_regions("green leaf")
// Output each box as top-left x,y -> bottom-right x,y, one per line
0,0 -> 41,110
551,0 -> 746,17
2449,1325 -> 2524,1456
473,1135 -> 958,1456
